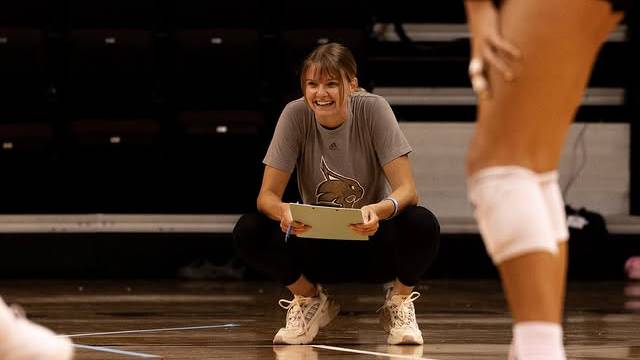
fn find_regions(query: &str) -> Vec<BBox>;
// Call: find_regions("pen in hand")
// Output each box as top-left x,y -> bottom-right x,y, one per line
284,223 -> 293,243
284,201 -> 299,243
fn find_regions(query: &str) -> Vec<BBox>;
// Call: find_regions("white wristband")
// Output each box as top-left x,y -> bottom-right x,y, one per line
384,196 -> 399,220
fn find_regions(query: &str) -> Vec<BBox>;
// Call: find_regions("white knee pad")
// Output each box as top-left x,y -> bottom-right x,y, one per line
468,166 -> 558,264
537,171 -> 569,243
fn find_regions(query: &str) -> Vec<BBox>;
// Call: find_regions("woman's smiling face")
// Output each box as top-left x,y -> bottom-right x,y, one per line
303,64 -> 354,126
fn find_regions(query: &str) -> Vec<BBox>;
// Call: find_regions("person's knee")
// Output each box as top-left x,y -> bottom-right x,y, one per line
402,205 -> 440,237
400,205 -> 441,254
468,166 -> 558,265
538,171 -> 569,243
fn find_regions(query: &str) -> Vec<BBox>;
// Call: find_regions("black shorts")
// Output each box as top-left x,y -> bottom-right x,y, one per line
607,0 -> 631,12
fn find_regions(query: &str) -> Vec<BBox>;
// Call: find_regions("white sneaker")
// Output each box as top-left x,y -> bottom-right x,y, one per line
0,298 -> 74,360
379,289 -> 423,345
273,285 -> 340,345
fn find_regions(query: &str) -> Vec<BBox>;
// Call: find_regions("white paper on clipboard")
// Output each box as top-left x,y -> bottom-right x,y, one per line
289,203 -> 367,241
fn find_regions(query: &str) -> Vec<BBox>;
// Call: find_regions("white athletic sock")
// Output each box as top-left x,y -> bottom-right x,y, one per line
513,322 -> 566,360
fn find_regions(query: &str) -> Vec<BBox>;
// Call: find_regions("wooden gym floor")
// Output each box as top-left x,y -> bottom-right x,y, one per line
1,279 -> 639,359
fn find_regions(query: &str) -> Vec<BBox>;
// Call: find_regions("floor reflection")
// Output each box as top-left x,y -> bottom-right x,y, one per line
273,345 -> 318,360
624,281 -> 640,311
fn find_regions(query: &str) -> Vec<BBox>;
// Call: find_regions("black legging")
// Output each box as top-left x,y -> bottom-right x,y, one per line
233,205 -> 440,286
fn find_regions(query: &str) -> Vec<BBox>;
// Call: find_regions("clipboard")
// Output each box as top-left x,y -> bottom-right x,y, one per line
289,203 -> 367,241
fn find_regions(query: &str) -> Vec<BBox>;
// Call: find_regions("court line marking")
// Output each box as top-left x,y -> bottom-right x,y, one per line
64,323 -> 239,338
312,344 -> 441,360
74,344 -> 160,358
17,294 -> 254,303
358,317 -> 512,325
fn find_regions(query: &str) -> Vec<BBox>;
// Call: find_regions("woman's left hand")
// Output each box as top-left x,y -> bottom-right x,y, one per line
350,204 -> 380,237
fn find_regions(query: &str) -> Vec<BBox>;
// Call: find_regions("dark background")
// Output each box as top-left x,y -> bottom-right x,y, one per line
0,0 -> 637,280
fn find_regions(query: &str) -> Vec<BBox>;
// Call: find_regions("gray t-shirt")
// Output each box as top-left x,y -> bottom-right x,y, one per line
264,91 -> 412,208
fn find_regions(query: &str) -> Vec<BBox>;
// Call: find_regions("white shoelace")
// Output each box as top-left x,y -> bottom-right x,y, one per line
279,296 -> 312,330
379,291 -> 421,329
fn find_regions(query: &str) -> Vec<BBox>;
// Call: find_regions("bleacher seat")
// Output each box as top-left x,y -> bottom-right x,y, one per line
68,0 -> 160,29
65,29 -> 156,114
170,0 -> 266,28
61,118 -> 164,212
167,3 -> 268,213
0,123 -> 59,213
0,28 -> 51,116
276,0 -> 371,29
167,110 -> 265,213
172,28 -> 262,110
0,123 -> 54,160
0,0 -> 57,28
370,0 -> 466,23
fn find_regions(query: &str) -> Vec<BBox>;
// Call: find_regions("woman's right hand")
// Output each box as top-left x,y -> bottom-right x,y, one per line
279,203 -> 311,235
465,0 -> 521,98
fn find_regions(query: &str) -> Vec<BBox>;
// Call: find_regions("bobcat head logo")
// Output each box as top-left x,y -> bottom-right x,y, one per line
315,157 -> 364,208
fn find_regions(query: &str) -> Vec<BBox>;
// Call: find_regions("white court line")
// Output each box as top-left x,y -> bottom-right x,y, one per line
312,344 -> 441,360
73,344 -> 160,358
17,294 -> 254,303
358,317 -> 511,325
64,323 -> 239,338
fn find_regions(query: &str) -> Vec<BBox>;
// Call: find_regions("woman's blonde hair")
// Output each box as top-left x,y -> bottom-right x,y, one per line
299,42 -> 360,103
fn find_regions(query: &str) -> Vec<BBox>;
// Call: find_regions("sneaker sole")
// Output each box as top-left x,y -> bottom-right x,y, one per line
387,334 -> 424,345
273,323 -> 320,345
